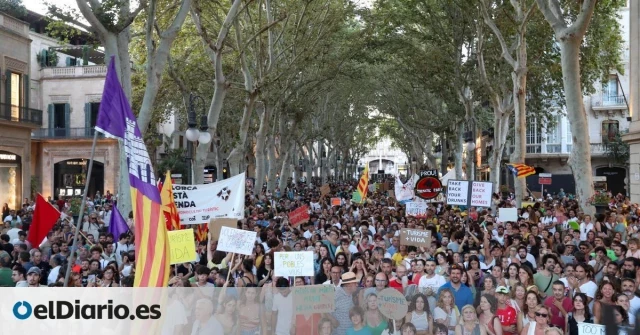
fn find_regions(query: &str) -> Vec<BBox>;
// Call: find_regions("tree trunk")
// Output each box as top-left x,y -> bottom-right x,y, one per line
512,71 -> 527,205
254,104 -> 270,193
560,39 -> 595,215
455,124 -> 464,180
278,149 -> 292,191
228,92 -> 257,176
440,133 -> 448,174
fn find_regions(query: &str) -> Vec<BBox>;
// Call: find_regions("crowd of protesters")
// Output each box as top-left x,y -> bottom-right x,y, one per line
2,178 -> 640,335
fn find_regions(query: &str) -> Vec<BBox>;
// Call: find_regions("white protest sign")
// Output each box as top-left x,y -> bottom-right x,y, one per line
274,251 -> 314,277
498,208 -> 518,222
578,322 -> 629,335
405,202 -> 427,218
470,181 -> 493,207
173,173 -> 245,224
216,226 -> 256,255
446,180 -> 469,206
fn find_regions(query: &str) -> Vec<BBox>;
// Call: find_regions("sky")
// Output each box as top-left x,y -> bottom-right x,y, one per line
24,0 -> 78,15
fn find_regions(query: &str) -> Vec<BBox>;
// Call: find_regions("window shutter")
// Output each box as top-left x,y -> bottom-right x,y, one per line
5,70 -> 11,117
65,57 -> 71,67
85,103 -> 91,136
64,103 -> 70,136
23,74 -> 29,109
48,104 -> 54,136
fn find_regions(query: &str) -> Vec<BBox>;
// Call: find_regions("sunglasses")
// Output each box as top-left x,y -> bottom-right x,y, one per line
535,312 -> 548,318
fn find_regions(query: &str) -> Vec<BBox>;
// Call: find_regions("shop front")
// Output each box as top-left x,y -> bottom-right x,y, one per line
53,159 -> 104,199
0,151 -> 21,210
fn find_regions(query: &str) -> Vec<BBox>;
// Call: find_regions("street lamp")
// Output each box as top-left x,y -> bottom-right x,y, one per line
185,94 -> 210,184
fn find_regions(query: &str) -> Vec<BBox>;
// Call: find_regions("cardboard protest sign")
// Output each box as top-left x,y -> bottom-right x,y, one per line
405,202 -> 427,218
498,208 -> 518,222
216,226 -> 256,255
352,192 -> 362,203
293,285 -> 336,317
289,206 -> 310,227
377,288 -> 409,320
521,201 -> 535,208
320,184 -> 331,197
173,173 -> 245,224
400,228 -> 431,248
209,218 -> 238,241
331,198 -> 341,206
274,251 -> 314,277
167,229 -> 197,265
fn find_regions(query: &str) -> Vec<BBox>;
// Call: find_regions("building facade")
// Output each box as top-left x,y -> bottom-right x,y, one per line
358,137 -> 409,179
0,12 -> 42,209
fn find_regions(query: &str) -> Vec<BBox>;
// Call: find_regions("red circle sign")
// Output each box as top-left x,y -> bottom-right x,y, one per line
414,177 -> 442,200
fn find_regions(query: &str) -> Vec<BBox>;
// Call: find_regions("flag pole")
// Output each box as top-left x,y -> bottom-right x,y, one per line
63,130 -> 99,287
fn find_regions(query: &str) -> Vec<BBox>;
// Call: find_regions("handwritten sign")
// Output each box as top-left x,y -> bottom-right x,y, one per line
400,228 -> 431,248
521,201 -> 535,208
446,180 -> 470,206
331,198 -> 341,206
293,285 -> 336,316
320,184 -> 331,197
167,229 -> 197,265
405,202 -> 427,218
217,226 -> 257,255
498,208 -> 518,222
377,288 -> 409,320
470,181 -> 493,207
352,192 -> 362,203
274,251 -> 314,277
578,322 -> 629,335
289,206 -> 310,227
209,218 -> 238,241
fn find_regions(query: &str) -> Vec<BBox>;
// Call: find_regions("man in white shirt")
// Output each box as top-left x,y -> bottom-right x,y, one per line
541,211 -> 558,234
568,263 -> 597,311
48,255 -> 63,285
190,299 -> 223,335
323,266 -> 343,287
579,215 -> 594,241
622,278 -> 640,326
419,259 -> 446,315
271,278 -> 294,335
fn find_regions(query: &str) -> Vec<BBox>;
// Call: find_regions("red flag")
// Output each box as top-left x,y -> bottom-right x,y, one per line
27,194 -> 61,247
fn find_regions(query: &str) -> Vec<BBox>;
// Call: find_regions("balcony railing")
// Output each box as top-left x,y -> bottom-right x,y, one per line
41,65 -> 107,79
592,94 -> 627,108
32,127 -> 104,139
0,13 -> 29,37
591,143 -> 608,154
0,103 -> 43,126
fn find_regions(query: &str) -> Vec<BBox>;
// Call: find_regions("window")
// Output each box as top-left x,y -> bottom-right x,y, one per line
602,120 -> 619,143
603,75 -> 622,105
10,73 -> 21,119
89,102 -> 100,127
546,115 -> 561,153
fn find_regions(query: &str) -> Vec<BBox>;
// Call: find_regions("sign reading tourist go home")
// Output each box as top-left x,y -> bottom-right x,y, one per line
414,169 -> 442,200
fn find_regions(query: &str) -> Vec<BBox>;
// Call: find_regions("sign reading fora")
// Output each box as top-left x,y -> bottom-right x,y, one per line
415,169 -> 442,200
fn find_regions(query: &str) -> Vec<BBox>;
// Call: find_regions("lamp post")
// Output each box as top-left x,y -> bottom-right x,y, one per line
184,94 -> 211,184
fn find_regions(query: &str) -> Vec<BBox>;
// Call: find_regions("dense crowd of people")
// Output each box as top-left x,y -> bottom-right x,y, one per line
1,179 -> 639,335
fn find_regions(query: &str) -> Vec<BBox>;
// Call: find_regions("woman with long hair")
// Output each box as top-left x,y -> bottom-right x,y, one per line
517,290 -> 542,333
518,266 -> 534,288
363,293 -> 388,335
615,293 -> 632,326
466,255 -> 484,288
509,282 -> 526,314
315,244 -> 331,273
235,258 -> 256,287
520,304 -> 551,335
613,304 -> 630,326
506,263 -> 520,288
254,243 -> 266,268
99,266 -> 120,287
491,263 -> 509,288
434,288 -> 458,335
237,286 -> 261,335
455,304 -> 487,335
567,293 -> 593,335
215,295 -> 238,335
405,293 -> 433,335
350,256 -> 367,287
593,280 -> 617,323
257,253 -> 274,287
478,294 -> 502,335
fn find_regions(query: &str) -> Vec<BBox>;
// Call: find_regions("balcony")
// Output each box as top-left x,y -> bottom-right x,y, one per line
0,103 -> 43,127
41,65 -> 107,79
592,94 -> 627,110
31,127 -> 105,139
0,13 -> 29,37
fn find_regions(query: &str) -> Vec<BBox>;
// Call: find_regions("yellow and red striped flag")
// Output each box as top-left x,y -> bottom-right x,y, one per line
195,223 -> 208,243
159,170 -> 182,231
95,57 -> 169,287
356,165 -> 369,203
506,163 -> 536,178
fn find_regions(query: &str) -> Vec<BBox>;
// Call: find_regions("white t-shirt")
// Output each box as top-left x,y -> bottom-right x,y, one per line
162,299 -> 188,335
629,295 -> 640,326
272,292 -> 294,335
418,274 -> 446,291
541,216 -> 557,234
579,280 -> 598,311
434,307 -> 457,335
580,222 -> 594,240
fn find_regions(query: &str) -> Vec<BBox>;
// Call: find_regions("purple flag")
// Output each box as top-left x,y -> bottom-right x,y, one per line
108,206 -> 129,240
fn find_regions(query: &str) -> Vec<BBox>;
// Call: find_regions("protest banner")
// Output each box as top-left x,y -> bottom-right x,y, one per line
352,192 -> 362,203
167,229 -> 197,265
208,218 -> 238,241
274,251 -> 314,277
289,206 -> 310,227
405,202 -> 427,218
320,184 -> 331,197
521,201 -> 535,208
217,226 -> 256,255
173,173 -> 245,224
498,208 -> 518,222
331,198 -> 341,206
577,322 -> 629,335
446,180 -> 493,207
400,228 -> 431,248
293,285 -> 336,317
377,288 -> 409,320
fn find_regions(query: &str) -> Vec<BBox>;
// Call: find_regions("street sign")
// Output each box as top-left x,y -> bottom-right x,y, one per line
538,173 -> 552,185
